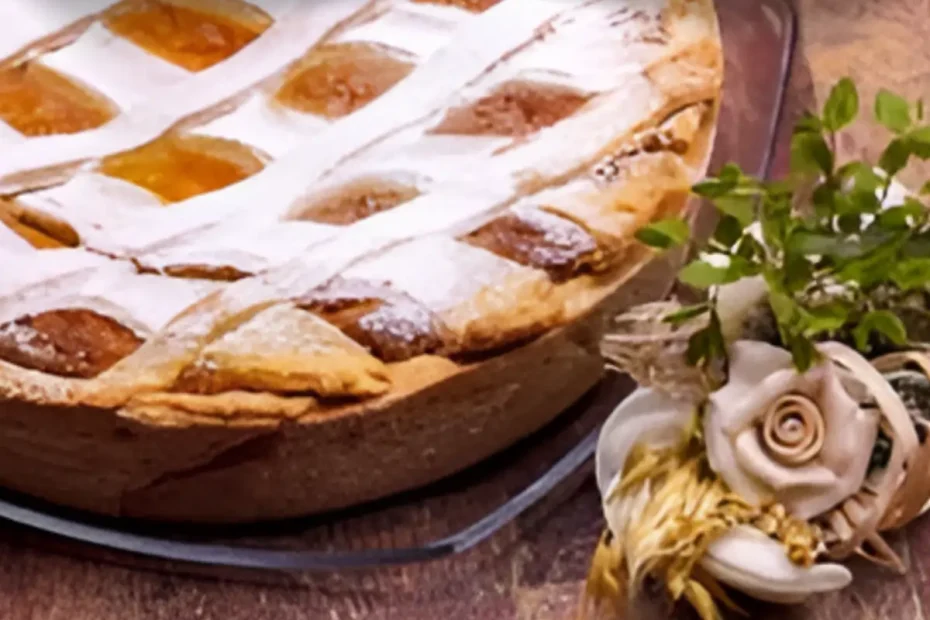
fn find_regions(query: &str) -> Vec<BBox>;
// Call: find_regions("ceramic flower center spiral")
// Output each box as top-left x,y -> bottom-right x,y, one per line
762,394 -> 825,466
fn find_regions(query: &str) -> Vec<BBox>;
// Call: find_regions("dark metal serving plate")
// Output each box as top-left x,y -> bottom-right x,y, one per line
0,0 -> 798,579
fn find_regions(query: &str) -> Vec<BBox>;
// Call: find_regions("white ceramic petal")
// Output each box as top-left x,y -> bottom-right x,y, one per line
700,526 -> 853,605
716,276 -> 769,342
720,340 -> 795,390
704,341 -> 798,505
595,387 -> 695,499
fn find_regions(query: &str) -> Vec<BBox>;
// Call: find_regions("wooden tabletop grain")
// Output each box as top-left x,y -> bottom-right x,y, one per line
4,2 -> 929,618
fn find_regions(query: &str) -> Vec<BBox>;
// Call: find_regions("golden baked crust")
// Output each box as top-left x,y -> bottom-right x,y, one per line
0,0 -> 722,522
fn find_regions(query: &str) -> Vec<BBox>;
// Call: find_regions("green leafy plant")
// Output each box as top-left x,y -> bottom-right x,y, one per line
636,78 -> 930,371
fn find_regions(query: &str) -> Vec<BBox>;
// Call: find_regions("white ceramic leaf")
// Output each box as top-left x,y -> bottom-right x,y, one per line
702,526 -> 853,604
595,386 -> 695,498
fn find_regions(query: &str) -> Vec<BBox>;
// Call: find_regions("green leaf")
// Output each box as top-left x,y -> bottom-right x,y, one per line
679,259 -> 733,289
635,218 -> 691,249
919,99 -> 926,122
718,163 -> 743,183
811,183 -> 836,218
734,235 -> 764,264
787,231 -> 865,260
760,194 -> 791,251
823,78 -> 859,131
837,213 -> 862,233
713,214 -> 744,248
875,89 -> 913,133
837,237 -> 906,287
679,256 -> 755,289
853,310 -> 908,351
921,181 -> 930,195
764,180 -> 794,198
783,254 -> 814,293
849,189 -> 882,215
663,303 -> 710,326
908,126 -> 930,159
692,178 -> 737,198
879,199 -> 926,228
903,232 -> 930,258
685,311 -> 726,368
852,164 -> 884,194
787,336 -> 820,372
890,258 -> 930,291
879,137 -> 912,176
791,131 -> 834,176
795,113 -> 824,134
832,193 -> 857,217
838,162 -> 882,192
768,289 -> 803,327
685,328 -> 710,367
804,302 -> 850,334
713,194 -> 756,227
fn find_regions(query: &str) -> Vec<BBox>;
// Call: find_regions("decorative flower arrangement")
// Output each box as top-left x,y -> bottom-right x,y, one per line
586,79 -> 930,618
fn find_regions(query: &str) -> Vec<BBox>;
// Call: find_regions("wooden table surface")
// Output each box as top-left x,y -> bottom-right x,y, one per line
3,2 -> 929,619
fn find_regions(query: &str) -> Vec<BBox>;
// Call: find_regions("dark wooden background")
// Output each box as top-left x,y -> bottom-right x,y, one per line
4,1 -> 930,618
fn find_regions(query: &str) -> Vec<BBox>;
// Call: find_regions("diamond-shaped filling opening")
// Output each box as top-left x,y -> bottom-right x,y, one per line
103,0 -> 273,72
274,42 -> 415,119
410,0 -> 502,12
289,178 -> 420,225
463,207 -> 606,281
431,80 -> 591,138
0,309 -> 143,379
0,62 -> 118,137
98,133 -> 267,203
296,278 -> 455,362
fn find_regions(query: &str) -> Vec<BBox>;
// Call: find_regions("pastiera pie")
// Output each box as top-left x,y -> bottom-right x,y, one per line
0,0 -> 722,523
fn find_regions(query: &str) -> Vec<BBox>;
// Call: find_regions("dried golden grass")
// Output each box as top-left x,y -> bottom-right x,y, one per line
582,436 -> 821,620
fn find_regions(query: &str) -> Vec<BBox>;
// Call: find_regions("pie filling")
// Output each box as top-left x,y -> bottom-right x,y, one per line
98,133 -> 267,203
0,62 -> 118,137
463,209 -> 607,281
0,310 -> 142,379
297,279 -> 455,362
289,179 -> 421,225
103,0 -> 273,72
274,43 -> 416,119
431,80 -> 592,138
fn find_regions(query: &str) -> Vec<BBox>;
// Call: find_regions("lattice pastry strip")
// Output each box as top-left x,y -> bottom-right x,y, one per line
173,302 -> 391,398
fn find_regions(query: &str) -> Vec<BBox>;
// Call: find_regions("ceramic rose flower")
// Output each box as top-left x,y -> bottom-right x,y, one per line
704,340 -> 881,520
595,387 -> 854,604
